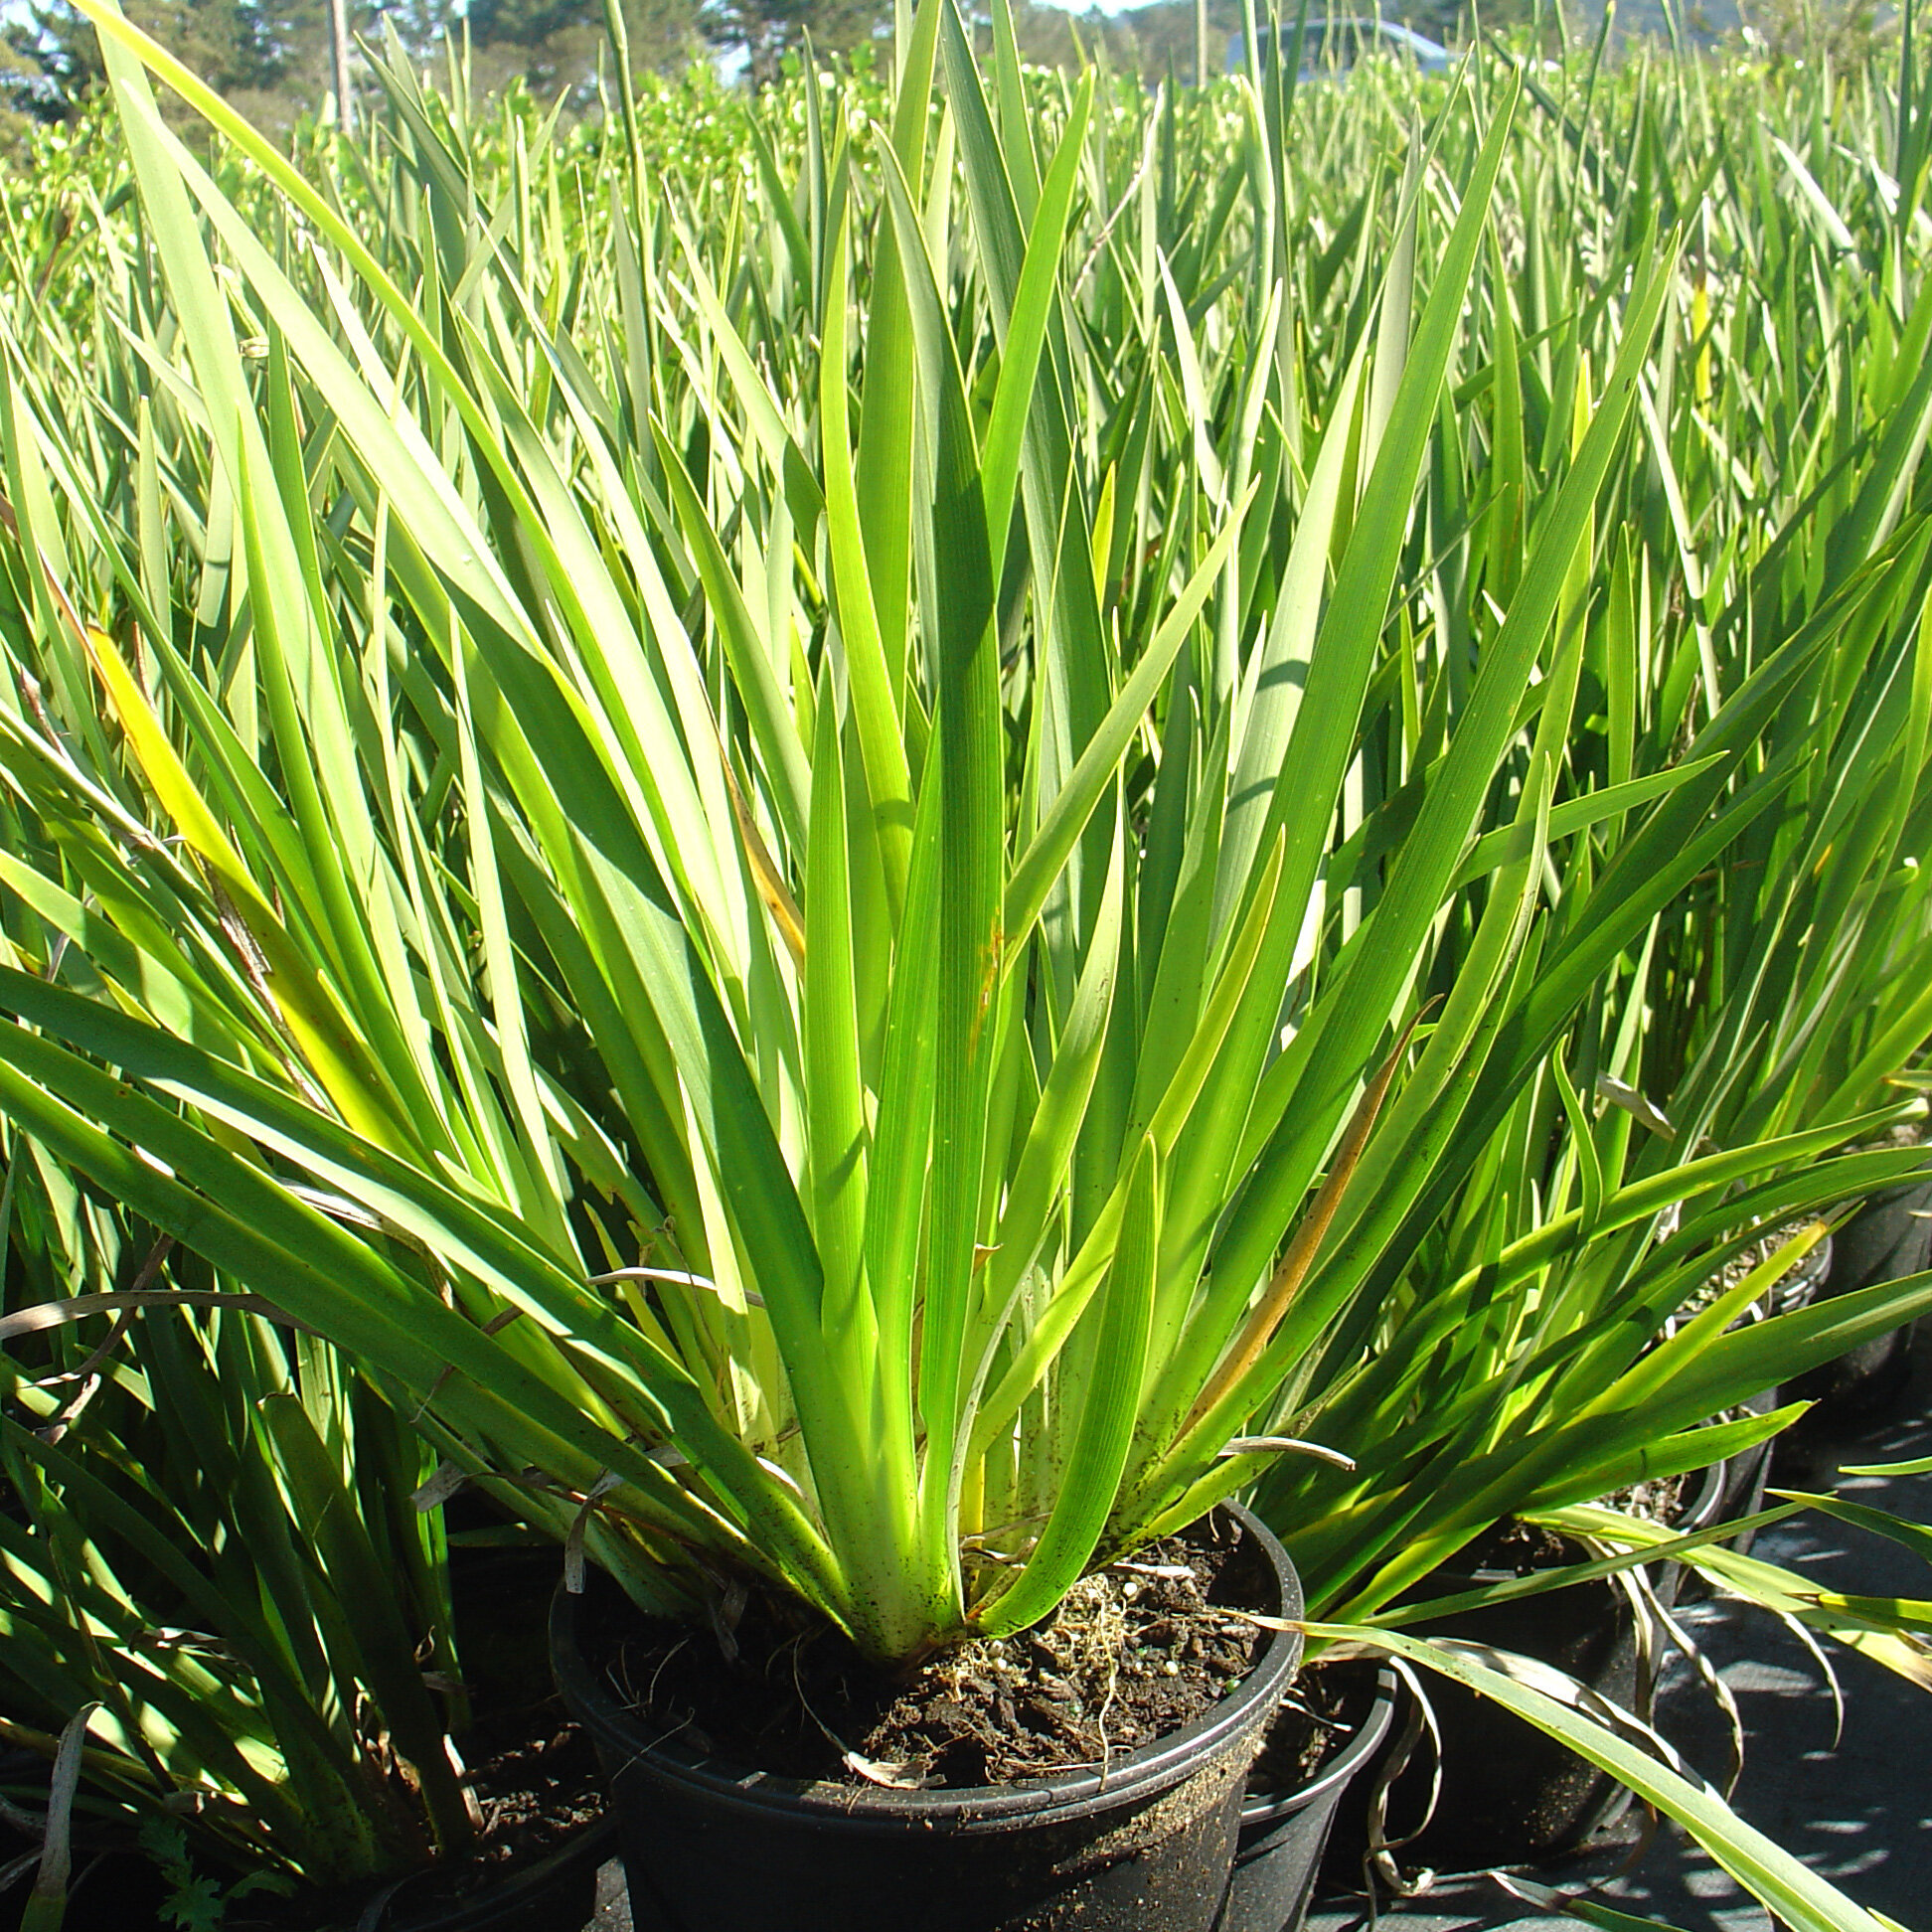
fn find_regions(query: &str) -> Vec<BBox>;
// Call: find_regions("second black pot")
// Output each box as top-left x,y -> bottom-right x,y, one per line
1781,1176 -> 1931,1427
1665,1443 -> 1764,1606
1327,1542 -> 1641,1875
1214,1665 -> 1398,1932
2,1811 -> 614,1932
552,1505 -> 1303,1932
299,1816 -> 617,1932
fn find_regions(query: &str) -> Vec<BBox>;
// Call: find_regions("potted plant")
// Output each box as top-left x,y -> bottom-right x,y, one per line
0,6 -> 1607,1922
1,8 -> 1929,1931
1780,1164 -> 1930,1430
0,1179 -> 613,1931
1216,9 -> 1932,1883
1236,1142 -> 1932,1887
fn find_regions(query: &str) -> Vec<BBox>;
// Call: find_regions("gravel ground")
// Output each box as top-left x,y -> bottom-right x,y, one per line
583,1333 -> 1932,1932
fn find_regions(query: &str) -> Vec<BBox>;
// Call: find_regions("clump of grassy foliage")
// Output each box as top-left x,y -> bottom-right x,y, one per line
1,11 -> 1931,1931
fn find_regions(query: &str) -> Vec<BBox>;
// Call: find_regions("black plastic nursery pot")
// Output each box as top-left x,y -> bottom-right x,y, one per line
551,1504 -> 1303,1932
294,1815 -> 617,1932
1714,1408 -> 1775,1543
1213,1665 -> 1398,1932
1402,1575 -> 1638,1868
1782,1176 -> 1930,1427
0,1538 -> 614,1932
1326,1537 -> 1643,1876
2,1811 -> 616,1932
1667,1447 -> 1759,1605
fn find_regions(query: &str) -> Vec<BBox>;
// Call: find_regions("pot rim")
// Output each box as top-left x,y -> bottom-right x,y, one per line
1238,1660 -> 1399,1826
550,1501 -> 1303,1834
316,1812 -> 617,1932
1425,1462 -> 1737,1592
1673,1453 -> 1731,1535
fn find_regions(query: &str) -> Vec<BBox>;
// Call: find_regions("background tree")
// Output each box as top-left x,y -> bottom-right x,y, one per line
700,0 -> 887,83
2,0 -> 701,125
2,0 -> 1504,142
461,0 -> 700,106
0,0 -> 371,123
4,0 -> 293,119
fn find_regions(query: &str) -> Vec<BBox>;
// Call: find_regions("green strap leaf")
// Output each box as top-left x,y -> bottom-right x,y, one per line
977,1134 -> 1160,1637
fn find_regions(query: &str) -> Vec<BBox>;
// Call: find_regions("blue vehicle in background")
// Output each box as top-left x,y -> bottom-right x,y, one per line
1226,17 -> 1453,80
